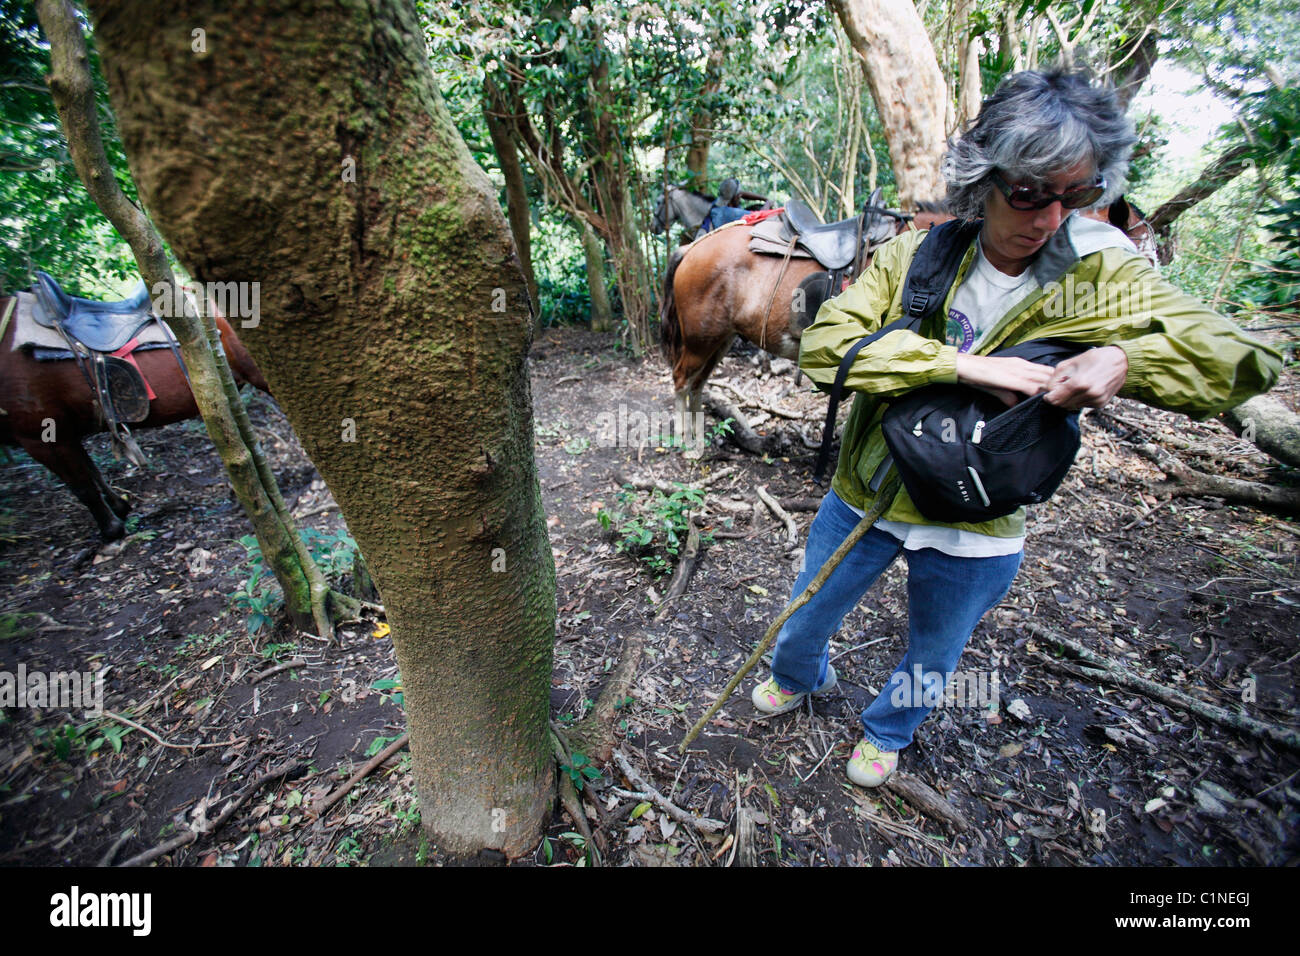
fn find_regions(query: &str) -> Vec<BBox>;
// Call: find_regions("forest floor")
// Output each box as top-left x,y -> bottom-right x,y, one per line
1,326 -> 1297,867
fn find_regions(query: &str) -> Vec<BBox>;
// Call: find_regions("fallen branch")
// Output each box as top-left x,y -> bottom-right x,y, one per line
309,733 -> 409,818
1133,443 -> 1300,517
120,760 -> 301,867
756,484 -> 798,545
883,773 -> 970,832
712,380 -> 809,420
1027,623 -> 1300,754
703,390 -> 765,454
101,710 -> 237,752
612,750 -> 725,833
654,521 -> 702,621
248,657 -> 308,684
778,496 -> 824,513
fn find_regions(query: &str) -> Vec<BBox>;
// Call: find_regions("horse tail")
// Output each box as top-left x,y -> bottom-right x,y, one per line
659,243 -> 688,368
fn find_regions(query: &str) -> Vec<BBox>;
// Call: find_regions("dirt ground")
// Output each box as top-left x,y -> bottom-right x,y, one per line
1,326 -> 1297,867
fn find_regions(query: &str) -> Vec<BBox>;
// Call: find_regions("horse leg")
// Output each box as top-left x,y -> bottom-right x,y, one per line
18,436 -> 126,541
680,333 -> 734,456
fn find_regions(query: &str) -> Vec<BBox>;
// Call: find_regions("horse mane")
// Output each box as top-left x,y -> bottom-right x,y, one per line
659,244 -> 689,365
675,183 -> 716,202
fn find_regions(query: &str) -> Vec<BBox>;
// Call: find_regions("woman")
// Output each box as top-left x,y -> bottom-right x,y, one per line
749,69 -> 1281,788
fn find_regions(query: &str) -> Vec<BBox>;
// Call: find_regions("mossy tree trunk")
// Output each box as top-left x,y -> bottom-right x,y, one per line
86,0 -> 556,857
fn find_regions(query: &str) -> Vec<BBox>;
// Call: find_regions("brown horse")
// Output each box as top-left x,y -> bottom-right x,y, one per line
0,294 -> 270,541
659,204 -> 929,451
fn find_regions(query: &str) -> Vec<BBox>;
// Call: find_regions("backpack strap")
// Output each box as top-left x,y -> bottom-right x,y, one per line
812,218 -> 982,485
813,314 -> 914,484
898,218 -> 983,325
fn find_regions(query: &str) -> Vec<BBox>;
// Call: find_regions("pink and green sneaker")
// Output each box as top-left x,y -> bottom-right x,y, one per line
847,739 -> 898,788
750,664 -> 837,716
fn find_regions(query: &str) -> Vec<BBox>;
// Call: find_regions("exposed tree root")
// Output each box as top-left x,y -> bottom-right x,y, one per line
1028,624 -> 1300,754
703,390 -> 766,454
654,524 -> 702,621
568,636 -> 644,764
550,723 -> 600,865
1133,443 -> 1300,517
1221,395 -> 1300,470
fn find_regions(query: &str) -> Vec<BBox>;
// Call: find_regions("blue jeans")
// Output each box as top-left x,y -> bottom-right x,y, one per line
770,489 -> 1022,753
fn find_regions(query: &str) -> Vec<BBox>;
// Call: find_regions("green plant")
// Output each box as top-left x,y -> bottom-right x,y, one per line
708,417 -> 735,442
298,527 -> 358,580
561,751 -> 602,791
335,834 -> 365,866
230,534 -> 282,635
0,612 -> 36,642
366,732 -> 403,757
230,528 -> 357,634
371,679 -> 404,709
596,483 -> 711,578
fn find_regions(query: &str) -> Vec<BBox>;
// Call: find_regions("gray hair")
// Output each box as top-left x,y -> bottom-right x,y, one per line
941,68 -> 1136,221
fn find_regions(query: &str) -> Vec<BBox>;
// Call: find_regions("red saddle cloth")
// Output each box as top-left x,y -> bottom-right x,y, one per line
741,207 -> 784,225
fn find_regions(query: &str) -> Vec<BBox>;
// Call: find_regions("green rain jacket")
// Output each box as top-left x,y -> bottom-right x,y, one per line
799,216 -> 1284,539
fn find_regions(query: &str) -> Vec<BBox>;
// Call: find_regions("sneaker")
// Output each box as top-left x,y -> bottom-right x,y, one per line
847,739 -> 898,788
750,664 -> 838,716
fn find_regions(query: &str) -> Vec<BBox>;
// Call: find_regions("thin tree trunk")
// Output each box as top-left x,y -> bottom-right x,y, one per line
484,81 -> 538,318
85,0 -> 556,857
955,0 -> 982,130
581,221 -> 611,332
685,50 -> 724,192
829,0 -> 948,209
35,0 -> 331,635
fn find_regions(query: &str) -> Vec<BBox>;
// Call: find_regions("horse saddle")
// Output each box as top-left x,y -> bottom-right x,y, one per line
32,270 -> 156,353
783,188 -> 897,270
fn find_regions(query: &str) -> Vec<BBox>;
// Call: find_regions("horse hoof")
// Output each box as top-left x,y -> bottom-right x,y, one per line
99,516 -> 126,542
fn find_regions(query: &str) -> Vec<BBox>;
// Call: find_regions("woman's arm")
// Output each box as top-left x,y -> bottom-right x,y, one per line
798,233 -> 967,399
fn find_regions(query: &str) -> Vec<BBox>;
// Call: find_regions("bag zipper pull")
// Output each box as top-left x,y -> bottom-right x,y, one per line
972,420 -> 985,444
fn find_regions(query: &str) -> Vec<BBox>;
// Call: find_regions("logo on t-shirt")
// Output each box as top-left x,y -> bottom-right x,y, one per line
947,307 -> 976,352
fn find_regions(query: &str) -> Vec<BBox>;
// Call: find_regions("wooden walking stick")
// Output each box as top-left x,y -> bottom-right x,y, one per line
679,474 -> 901,752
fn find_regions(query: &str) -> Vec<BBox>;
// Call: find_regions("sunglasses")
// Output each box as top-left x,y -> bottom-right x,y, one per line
991,172 -> 1106,211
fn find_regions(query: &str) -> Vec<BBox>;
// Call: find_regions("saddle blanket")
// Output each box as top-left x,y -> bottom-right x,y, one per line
748,212 -> 815,260
9,290 -> 175,359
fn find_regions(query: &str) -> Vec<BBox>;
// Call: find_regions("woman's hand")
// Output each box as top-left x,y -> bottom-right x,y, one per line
1043,346 -> 1129,409
955,354 -> 1054,406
